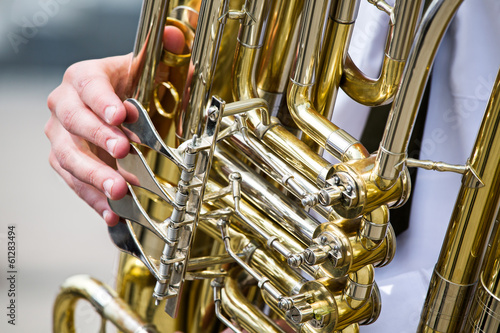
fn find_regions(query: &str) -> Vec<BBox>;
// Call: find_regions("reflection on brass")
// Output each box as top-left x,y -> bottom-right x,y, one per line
53,0 -> 500,332
154,81 -> 180,118
161,18 -> 195,67
418,69 -> 500,333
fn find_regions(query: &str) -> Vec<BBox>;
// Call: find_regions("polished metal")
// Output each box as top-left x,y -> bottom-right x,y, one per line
418,68 -> 500,333
374,0 -> 463,188
53,0 -> 500,332
127,0 -> 170,105
177,0 -> 229,141
122,98 -> 185,168
53,275 -> 158,333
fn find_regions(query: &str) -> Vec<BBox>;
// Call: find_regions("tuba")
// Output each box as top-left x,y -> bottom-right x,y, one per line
53,0 -> 500,332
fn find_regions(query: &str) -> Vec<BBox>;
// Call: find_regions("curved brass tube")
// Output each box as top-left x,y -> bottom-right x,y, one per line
374,0 -> 464,189
221,269 -> 287,333
341,55 -> 405,106
53,275 -> 157,333
340,0 -> 424,106
344,265 -> 375,310
288,84 -> 369,161
287,0 -> 369,161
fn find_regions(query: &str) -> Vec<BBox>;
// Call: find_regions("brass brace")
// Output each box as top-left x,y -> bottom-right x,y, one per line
406,158 -> 483,188
367,0 -> 395,24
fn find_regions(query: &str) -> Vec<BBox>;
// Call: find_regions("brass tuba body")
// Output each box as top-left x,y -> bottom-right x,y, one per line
53,0 -> 500,332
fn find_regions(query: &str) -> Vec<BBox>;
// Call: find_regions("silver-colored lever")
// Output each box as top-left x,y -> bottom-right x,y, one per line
122,98 -> 187,170
108,220 -> 162,281
117,144 -> 176,207
108,185 -> 169,242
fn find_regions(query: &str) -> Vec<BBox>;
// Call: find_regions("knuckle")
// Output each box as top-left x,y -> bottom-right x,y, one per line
47,91 -> 57,111
89,123 -> 108,146
60,107 -> 79,133
73,181 -> 87,199
83,166 -> 99,188
54,147 -> 71,171
44,118 -> 54,139
48,152 -> 58,170
63,62 -> 81,81
76,76 -> 93,95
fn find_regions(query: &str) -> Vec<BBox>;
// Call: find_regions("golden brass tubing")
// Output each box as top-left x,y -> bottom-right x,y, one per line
333,154 -> 410,219
418,70 -> 500,332
262,123 -> 335,186
340,0 -> 423,106
466,216 -> 500,332
186,254 -> 238,271
344,265 -> 375,310
313,219 -> 396,276
53,275 -> 157,333
287,0 -> 368,162
127,0 -> 170,106
341,55 -> 405,106
168,0 -> 201,31
177,0 -> 229,141
225,124 -> 323,197
294,278 -> 381,332
374,0 -> 463,188
205,178 -> 307,255
359,205 -> 390,250
250,247 -> 308,295
213,146 -> 319,247
233,40 -> 334,185
315,19 -> 354,118
231,0 -> 332,177
224,98 -> 270,126
232,11 -> 335,185
257,0 -> 304,117
221,269 -> 288,333
334,283 -> 381,330
288,84 -> 369,161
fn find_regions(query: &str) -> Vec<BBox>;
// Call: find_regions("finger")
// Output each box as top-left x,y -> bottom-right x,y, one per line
163,26 -> 186,54
49,151 -> 120,226
50,87 -> 130,159
62,62 -> 127,126
46,117 -> 128,201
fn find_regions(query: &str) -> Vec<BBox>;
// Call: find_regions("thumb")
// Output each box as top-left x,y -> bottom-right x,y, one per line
163,25 -> 186,54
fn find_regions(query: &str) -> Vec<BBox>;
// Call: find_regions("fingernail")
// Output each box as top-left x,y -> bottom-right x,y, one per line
105,105 -> 117,123
103,210 -> 111,221
106,138 -> 118,156
103,179 -> 114,198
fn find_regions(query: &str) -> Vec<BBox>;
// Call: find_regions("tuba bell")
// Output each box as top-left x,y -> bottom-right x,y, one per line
53,0 -> 500,332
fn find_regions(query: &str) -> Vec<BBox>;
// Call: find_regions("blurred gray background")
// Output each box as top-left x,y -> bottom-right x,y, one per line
0,1 -> 143,331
